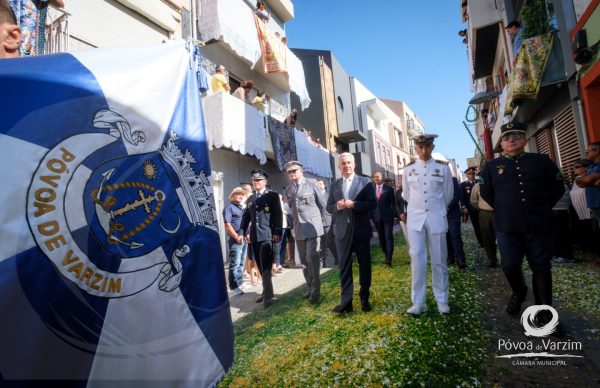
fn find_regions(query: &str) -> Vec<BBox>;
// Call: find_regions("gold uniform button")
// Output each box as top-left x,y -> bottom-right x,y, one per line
518,174 -> 522,177
516,167 -> 520,170
520,182 -> 523,185
522,198 -> 526,202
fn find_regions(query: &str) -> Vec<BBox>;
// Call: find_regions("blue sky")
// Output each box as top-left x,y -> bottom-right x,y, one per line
286,0 -> 477,170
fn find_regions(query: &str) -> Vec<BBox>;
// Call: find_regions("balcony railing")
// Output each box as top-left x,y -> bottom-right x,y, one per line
204,92 -> 269,164
204,92 -> 331,177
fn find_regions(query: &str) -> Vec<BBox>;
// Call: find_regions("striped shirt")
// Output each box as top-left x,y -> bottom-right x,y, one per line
570,184 -> 591,220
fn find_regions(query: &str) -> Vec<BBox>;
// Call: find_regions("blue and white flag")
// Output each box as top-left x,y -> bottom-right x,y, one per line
0,41 -> 233,386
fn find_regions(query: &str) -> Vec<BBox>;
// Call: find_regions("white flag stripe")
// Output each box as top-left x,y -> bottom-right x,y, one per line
0,134 -> 48,262
87,286 -> 225,383
72,41 -> 190,157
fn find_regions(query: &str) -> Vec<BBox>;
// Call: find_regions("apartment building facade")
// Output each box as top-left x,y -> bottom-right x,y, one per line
462,0 -> 588,181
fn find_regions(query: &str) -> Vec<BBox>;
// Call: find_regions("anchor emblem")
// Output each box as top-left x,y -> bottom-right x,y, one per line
92,168 -> 166,249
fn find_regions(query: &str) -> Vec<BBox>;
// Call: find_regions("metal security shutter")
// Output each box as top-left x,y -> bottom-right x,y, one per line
64,0 -> 169,49
554,105 -> 580,185
534,126 -> 554,160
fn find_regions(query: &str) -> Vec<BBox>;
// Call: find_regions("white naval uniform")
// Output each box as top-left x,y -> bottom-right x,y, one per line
402,158 -> 454,305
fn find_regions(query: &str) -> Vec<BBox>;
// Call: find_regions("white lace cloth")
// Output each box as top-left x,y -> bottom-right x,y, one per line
204,93 -> 268,164
294,130 -> 332,178
199,0 -> 261,66
286,47 -> 311,110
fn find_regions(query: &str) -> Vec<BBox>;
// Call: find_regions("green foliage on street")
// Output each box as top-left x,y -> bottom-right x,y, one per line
221,236 -> 488,386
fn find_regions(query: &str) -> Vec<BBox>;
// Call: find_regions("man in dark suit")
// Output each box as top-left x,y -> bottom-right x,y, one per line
371,171 -> 397,266
327,153 -> 377,313
480,122 -> 564,324
395,173 -> 409,250
460,167 -> 483,247
241,169 -> 282,307
446,176 -> 466,268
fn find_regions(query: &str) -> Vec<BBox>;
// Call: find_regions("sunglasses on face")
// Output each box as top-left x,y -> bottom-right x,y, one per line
501,133 -> 524,141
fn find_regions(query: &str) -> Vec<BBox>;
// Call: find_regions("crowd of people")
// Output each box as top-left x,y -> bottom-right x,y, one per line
223,125 -> 600,334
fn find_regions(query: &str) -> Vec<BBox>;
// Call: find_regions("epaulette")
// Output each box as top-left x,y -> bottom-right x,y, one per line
435,159 -> 449,165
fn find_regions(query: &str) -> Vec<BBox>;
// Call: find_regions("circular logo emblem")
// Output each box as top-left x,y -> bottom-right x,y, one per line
521,305 -> 559,337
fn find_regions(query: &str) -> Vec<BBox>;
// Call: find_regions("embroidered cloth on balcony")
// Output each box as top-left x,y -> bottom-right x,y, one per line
294,130 -> 333,178
504,33 -> 554,115
267,117 -> 297,170
254,15 -> 287,73
205,93 -> 268,164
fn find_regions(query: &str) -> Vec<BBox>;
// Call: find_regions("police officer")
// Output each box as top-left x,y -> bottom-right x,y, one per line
403,134 -> 454,315
284,161 -> 326,304
460,167 -> 483,247
479,122 -> 564,323
241,169 -> 282,307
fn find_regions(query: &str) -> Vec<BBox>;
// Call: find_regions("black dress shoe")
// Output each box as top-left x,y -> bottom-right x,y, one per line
457,262 -> 467,269
506,287 -> 527,315
302,291 -> 310,299
255,296 -> 263,304
384,260 -> 392,267
308,296 -> 320,305
331,302 -> 353,313
488,260 -> 498,268
361,301 -> 372,312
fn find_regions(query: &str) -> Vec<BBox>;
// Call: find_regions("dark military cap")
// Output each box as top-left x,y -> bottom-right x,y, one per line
464,167 -> 477,174
411,134 -> 438,145
284,160 -> 303,172
574,159 -> 592,168
250,169 -> 268,180
500,122 -> 527,135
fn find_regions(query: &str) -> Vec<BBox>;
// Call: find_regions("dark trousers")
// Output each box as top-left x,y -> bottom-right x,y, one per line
469,208 -> 483,246
496,231 -> 553,273
337,238 -> 371,306
374,221 -> 394,263
552,210 -> 573,260
446,216 -> 465,264
478,209 -> 497,262
320,225 -> 338,266
252,241 -> 274,301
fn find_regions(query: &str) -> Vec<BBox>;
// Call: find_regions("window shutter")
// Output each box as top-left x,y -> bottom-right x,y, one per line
554,106 -> 580,185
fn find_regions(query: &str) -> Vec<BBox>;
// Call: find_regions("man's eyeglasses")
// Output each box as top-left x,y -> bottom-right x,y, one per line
501,133 -> 524,141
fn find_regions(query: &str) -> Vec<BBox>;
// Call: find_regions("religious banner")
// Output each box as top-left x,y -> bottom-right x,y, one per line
254,14 -> 287,73
504,33 -> 554,115
0,41 -> 233,386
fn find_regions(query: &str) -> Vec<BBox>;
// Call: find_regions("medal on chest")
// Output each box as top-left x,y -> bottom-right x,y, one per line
496,164 -> 505,175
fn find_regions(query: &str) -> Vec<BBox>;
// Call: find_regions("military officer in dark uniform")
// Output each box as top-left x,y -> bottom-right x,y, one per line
479,122 -> 564,323
241,169 -> 283,307
460,167 -> 483,247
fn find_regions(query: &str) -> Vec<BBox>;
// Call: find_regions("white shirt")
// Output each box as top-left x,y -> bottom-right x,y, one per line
402,158 -> 454,233
342,174 -> 355,200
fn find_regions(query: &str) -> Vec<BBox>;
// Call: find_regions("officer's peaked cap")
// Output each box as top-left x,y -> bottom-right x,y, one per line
250,169 -> 268,180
